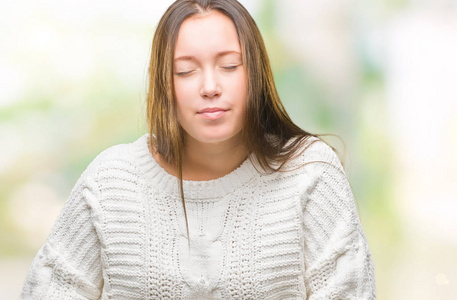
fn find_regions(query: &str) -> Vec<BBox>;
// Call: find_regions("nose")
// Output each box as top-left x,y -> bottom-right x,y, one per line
200,69 -> 221,99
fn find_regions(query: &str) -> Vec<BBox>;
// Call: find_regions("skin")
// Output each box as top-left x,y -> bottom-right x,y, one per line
153,10 -> 249,181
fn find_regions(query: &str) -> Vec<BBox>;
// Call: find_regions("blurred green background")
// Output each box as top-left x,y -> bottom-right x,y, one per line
1,0 -> 456,299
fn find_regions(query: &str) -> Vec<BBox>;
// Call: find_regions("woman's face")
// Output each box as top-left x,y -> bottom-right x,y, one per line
173,10 -> 247,145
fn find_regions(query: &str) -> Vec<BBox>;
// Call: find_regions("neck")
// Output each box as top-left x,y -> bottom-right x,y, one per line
150,133 -> 249,181
181,133 -> 248,181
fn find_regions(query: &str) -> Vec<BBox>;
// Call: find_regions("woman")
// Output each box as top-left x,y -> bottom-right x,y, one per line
21,0 -> 376,299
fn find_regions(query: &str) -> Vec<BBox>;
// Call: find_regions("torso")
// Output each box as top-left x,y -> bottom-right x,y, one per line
95,134 -> 311,299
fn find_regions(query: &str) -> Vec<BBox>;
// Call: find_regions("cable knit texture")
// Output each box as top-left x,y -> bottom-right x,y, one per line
21,133 -> 376,299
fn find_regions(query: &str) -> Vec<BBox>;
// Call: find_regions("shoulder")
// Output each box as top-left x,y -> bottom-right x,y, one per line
80,134 -> 148,182
285,136 -> 345,176
259,136 -> 347,197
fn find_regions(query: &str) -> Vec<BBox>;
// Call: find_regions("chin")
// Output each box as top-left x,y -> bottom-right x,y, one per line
187,129 -> 242,145
195,135 -> 234,144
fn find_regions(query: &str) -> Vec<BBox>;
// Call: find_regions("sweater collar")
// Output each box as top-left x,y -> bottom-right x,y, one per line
132,134 -> 259,201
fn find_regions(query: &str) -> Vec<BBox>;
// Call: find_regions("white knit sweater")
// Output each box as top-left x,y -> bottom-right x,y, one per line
21,134 -> 376,299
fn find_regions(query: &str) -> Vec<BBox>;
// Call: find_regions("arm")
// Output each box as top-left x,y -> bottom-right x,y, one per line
301,141 -> 376,299
21,169 -> 104,300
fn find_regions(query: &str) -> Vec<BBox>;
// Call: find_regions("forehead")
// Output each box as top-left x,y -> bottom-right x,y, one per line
174,10 -> 241,58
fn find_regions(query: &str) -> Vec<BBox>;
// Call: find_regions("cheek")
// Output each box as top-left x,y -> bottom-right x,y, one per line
174,82 -> 184,105
233,74 -> 248,110
174,82 -> 190,115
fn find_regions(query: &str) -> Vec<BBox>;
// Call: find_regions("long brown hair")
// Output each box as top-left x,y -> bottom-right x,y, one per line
147,0 -> 341,239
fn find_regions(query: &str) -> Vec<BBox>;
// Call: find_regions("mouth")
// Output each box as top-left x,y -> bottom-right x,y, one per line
197,107 -> 228,120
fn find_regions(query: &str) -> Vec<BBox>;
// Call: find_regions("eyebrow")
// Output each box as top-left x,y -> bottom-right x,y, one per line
174,50 -> 241,61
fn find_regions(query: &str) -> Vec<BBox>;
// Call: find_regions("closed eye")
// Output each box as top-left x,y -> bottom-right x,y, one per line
175,70 -> 194,76
221,65 -> 240,71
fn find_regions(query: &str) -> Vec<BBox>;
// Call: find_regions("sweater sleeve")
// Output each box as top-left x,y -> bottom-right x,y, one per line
21,168 -> 104,300
300,140 -> 376,299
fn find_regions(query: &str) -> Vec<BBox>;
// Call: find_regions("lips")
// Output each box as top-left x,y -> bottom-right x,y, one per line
197,107 -> 228,120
